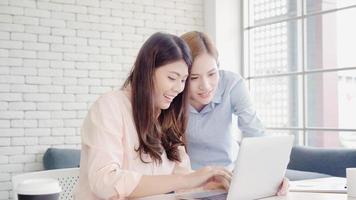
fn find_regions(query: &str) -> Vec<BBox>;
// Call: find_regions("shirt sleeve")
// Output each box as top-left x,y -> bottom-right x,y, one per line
230,77 -> 265,137
173,146 -> 193,174
81,95 -> 142,199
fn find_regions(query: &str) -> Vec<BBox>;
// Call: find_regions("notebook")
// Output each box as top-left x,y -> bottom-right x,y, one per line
290,177 -> 347,193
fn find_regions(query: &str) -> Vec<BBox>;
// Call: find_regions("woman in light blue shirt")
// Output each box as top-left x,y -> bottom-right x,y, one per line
181,31 -> 265,171
181,31 -> 288,195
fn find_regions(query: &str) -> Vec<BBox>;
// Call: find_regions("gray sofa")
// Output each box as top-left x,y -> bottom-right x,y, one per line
43,146 -> 356,180
287,146 -> 356,179
43,148 -> 80,170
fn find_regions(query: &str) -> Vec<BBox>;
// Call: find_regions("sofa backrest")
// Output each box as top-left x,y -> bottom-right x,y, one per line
288,146 -> 356,177
44,146 -> 356,178
43,148 -> 81,170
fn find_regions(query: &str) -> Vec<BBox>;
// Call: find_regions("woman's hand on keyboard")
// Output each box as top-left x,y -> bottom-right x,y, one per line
182,166 -> 232,191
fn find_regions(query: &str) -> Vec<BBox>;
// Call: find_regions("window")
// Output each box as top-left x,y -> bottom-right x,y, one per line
243,0 -> 356,147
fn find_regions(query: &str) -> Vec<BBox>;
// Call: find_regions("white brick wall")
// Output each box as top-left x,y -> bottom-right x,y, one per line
0,0 -> 204,199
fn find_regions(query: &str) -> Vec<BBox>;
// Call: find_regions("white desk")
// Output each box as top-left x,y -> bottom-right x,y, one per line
137,191 -> 350,200
263,192 -> 348,200
136,177 -> 356,200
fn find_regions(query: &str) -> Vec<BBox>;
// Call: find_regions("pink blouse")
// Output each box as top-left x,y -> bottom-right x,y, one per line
74,90 -> 191,200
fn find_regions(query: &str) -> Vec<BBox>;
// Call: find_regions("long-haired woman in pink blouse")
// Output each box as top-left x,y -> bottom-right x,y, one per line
74,32 -> 231,200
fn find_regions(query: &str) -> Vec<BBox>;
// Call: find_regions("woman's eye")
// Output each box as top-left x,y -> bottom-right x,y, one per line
190,77 -> 198,80
209,72 -> 216,77
168,76 -> 176,81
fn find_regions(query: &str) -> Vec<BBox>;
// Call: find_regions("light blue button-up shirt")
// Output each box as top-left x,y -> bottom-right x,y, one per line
186,70 -> 265,170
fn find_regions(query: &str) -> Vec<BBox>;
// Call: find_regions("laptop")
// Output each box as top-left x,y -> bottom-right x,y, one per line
178,135 -> 294,200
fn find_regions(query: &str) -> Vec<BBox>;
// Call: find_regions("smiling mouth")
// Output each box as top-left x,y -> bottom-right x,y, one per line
164,94 -> 175,102
198,90 -> 212,98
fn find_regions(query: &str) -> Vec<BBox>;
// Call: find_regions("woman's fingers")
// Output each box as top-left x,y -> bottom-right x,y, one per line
201,167 -> 289,196
209,167 -> 232,190
218,176 -> 230,190
203,181 -> 225,190
186,166 -> 232,190
211,167 -> 232,181
277,177 -> 289,196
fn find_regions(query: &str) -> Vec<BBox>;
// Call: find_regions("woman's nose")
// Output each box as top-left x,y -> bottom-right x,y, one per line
173,80 -> 185,93
198,78 -> 211,91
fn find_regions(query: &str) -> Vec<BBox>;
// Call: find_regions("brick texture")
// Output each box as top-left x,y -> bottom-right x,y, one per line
0,0 -> 204,199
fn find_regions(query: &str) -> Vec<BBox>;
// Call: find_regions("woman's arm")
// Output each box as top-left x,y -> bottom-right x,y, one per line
173,146 -> 193,175
82,96 -> 142,199
230,75 -> 265,137
129,174 -> 184,197
129,166 -> 232,198
83,97 -> 231,199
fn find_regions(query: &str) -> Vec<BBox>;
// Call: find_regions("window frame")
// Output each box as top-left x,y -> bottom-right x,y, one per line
242,0 -> 356,146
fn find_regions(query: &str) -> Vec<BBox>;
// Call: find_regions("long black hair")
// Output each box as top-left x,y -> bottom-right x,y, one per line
123,32 -> 192,164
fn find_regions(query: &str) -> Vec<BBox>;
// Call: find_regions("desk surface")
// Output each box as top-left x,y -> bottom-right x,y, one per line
264,192 -> 348,200
137,177 -> 356,200
138,191 -> 350,200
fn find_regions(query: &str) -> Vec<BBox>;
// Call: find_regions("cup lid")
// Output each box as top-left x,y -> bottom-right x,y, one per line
16,178 -> 61,195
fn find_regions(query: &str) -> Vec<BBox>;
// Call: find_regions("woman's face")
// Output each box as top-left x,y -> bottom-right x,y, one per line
189,53 -> 219,111
153,60 -> 189,110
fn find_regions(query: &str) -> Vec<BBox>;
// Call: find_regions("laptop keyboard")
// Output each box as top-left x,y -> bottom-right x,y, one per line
196,193 -> 227,200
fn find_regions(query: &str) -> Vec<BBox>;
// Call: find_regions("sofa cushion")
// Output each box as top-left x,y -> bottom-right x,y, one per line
288,146 -> 356,177
43,148 -> 81,170
42,147 -> 332,181
286,169 -> 330,181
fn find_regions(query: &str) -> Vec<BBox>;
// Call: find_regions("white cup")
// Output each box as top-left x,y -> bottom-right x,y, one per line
347,168 -> 356,197
16,178 -> 61,200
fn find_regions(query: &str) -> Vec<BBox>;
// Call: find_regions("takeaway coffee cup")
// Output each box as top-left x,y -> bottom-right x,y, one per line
16,178 -> 61,200
347,168 -> 356,197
